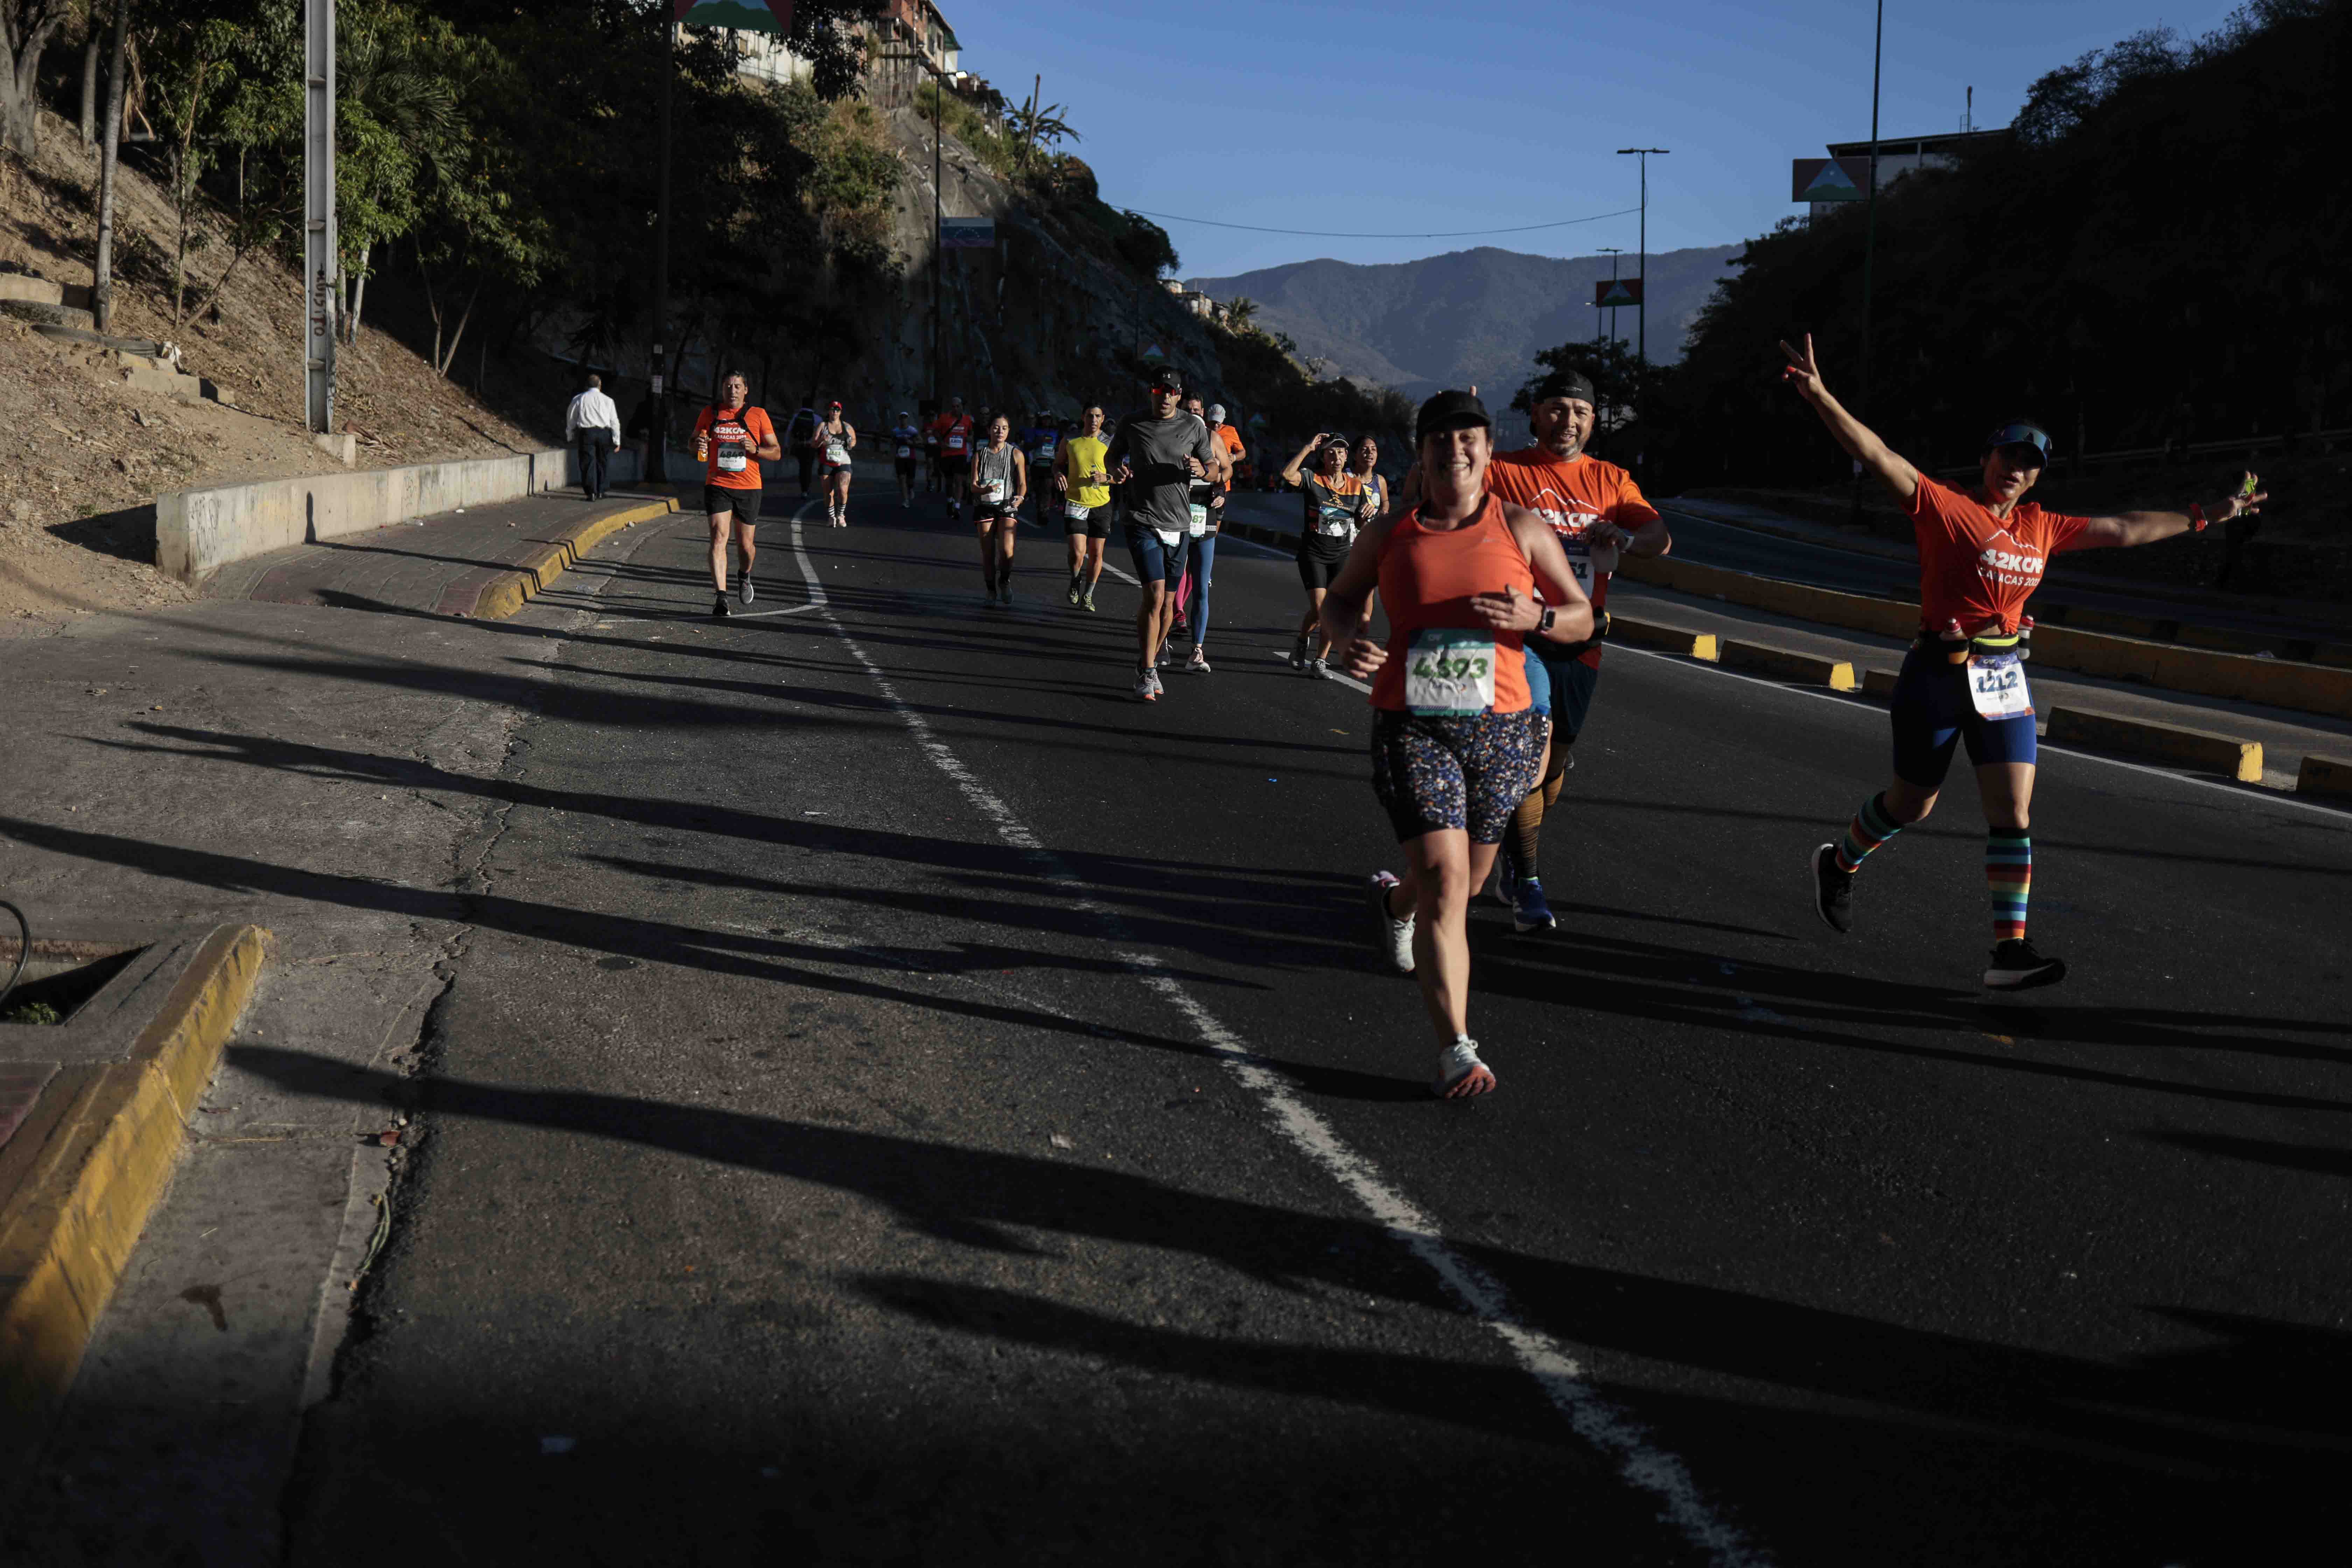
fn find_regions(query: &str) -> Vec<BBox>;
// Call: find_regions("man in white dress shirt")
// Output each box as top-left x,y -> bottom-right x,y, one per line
564,373 -> 623,500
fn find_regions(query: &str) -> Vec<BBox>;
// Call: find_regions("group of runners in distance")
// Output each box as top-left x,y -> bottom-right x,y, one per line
680,336 -> 2267,1101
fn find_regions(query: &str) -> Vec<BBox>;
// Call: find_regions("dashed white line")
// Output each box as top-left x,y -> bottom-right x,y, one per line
787,514 -> 1764,1567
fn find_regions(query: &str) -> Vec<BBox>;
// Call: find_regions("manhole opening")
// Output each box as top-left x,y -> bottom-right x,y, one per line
2,947 -> 147,1026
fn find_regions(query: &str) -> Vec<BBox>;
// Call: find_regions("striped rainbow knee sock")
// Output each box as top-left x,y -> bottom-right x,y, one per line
1986,830 -> 2031,942
1835,792 -> 1903,873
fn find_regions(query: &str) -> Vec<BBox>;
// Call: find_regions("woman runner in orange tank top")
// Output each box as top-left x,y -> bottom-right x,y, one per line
1318,390 -> 1592,1099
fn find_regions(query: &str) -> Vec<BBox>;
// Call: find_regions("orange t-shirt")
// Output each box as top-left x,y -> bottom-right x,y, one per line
929,413 -> 975,457
695,403 -> 776,491
1906,475 -> 2093,635
1369,497 -> 1535,715
1213,424 -> 1244,492
1485,448 -> 1657,668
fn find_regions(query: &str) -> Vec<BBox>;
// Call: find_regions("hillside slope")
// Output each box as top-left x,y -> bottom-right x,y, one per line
0,110 -> 548,635
1187,243 -> 1741,402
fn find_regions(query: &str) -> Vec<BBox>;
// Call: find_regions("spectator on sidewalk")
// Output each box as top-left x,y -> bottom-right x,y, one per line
565,373 -> 623,500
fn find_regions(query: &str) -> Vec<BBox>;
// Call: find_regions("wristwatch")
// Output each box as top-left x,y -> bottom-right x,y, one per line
2186,503 -> 2209,532
1538,607 -> 1557,636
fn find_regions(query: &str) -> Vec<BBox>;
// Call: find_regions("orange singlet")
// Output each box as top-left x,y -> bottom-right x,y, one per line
1369,493 -> 1535,714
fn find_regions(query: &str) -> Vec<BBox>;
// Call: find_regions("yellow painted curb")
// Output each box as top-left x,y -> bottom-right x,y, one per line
0,925 -> 270,1468
1720,638 -> 1859,691
477,499 -> 678,621
1609,616 -> 1720,661
2297,754 -> 2352,799
2044,707 -> 2263,782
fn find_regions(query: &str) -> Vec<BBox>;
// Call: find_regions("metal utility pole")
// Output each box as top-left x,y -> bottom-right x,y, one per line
1597,247 -> 1623,345
1858,0 -> 1884,426
1616,148 -> 1668,447
303,0 -> 336,433
1850,0 -> 1884,523
648,12 -> 676,480
931,75 -> 941,411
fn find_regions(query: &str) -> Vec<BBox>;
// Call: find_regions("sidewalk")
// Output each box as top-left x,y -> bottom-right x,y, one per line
0,513 -> 628,1553
201,487 -> 676,618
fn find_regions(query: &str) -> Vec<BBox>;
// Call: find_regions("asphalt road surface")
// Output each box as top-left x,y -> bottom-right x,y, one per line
276,482 -> 2352,1566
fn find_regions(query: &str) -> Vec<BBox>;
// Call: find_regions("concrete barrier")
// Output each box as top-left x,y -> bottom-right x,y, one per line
2297,754 -> 2352,800
155,444 -> 643,582
1863,667 -> 1900,699
1619,553 -> 2352,722
1720,638 -> 1860,691
2044,706 -> 2263,782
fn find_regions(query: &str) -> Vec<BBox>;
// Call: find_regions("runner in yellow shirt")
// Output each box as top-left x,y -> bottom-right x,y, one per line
1057,405 -> 1114,611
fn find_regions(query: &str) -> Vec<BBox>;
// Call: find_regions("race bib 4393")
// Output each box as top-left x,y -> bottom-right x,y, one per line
1405,629 -> 1497,716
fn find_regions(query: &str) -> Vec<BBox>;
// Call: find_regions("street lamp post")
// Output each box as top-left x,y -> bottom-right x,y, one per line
1616,148 -> 1668,451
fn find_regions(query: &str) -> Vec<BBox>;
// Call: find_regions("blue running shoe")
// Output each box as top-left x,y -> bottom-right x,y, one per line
1489,842 -> 1518,907
1512,875 -> 1558,934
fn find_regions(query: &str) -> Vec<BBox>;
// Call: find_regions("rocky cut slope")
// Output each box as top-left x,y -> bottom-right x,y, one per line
811,107 -> 1236,424
0,108 -> 546,635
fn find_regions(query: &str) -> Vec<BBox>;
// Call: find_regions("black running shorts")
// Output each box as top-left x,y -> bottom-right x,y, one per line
704,485 -> 762,526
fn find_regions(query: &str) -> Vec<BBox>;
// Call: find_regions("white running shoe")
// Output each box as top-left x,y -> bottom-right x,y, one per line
1134,668 -> 1157,702
1368,871 -> 1414,973
1148,667 -> 1165,698
1186,645 -> 1211,674
1433,1040 -> 1496,1099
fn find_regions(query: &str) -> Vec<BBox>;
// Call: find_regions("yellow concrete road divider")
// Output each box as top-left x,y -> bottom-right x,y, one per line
476,499 -> 678,621
0,925 -> 269,1471
2044,706 -> 2264,782
1618,553 -> 2352,722
2297,754 -> 2352,799
1719,638 -> 1859,691
1608,616 -> 1719,661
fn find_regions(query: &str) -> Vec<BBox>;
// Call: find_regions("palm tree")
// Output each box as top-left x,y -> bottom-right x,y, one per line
1008,73 -> 1076,170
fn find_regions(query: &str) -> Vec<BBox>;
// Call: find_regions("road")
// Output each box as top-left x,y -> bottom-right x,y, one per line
268,482 -> 2350,1565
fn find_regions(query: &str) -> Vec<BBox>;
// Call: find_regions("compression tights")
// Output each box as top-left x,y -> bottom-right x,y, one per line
1507,743 -> 1573,874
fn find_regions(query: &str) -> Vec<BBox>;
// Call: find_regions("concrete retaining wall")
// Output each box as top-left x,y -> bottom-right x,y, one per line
155,444 -> 645,582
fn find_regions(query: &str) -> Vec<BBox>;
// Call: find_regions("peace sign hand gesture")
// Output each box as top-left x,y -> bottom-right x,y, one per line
1778,334 -> 1829,404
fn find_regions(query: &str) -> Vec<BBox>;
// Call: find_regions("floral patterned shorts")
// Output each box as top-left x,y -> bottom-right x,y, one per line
1368,707 -> 1546,844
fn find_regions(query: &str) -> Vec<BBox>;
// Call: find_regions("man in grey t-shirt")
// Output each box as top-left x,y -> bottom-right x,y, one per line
1106,366 -> 1217,701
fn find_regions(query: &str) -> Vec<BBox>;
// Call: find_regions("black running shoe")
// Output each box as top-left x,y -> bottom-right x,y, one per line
712,594 -> 732,619
1810,843 -> 1853,933
1984,938 -> 2066,990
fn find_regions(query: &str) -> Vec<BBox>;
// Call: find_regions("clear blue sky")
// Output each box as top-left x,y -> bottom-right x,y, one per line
957,0 -> 2245,279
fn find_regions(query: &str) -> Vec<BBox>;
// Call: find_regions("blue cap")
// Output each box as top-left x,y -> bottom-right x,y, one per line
1983,420 -> 2052,463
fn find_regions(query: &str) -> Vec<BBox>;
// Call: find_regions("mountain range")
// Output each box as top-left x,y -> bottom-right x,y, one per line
1187,243 -> 1743,407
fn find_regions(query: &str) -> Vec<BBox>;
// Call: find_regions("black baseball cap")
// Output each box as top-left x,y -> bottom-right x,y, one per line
1149,366 -> 1184,393
1983,419 -> 2052,463
1536,371 -> 1596,407
1416,389 -> 1492,443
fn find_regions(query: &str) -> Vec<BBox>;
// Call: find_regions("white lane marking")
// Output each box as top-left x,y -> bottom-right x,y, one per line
1130,963 -> 1760,1561
1100,561 -> 1139,587
1608,643 -> 2352,825
786,515 -> 1763,1566
1275,652 -> 1373,695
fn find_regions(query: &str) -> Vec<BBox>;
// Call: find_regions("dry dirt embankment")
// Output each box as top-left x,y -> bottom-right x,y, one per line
0,110 -> 548,637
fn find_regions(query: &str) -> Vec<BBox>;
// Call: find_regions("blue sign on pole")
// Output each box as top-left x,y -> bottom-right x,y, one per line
940,217 -> 996,249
